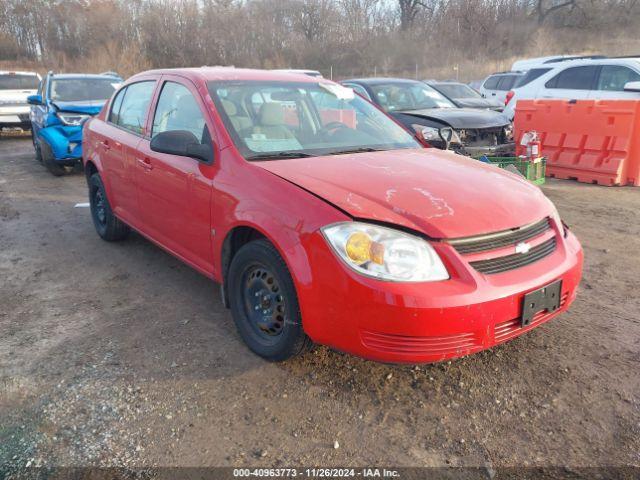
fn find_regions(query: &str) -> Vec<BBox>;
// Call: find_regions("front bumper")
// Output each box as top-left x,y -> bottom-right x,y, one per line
299,227 -> 583,363
38,125 -> 83,163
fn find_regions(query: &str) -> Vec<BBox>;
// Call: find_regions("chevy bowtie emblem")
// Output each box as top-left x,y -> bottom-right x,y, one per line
515,242 -> 531,254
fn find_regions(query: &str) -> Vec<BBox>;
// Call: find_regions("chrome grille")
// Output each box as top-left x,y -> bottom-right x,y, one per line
448,218 -> 551,254
469,237 -> 557,275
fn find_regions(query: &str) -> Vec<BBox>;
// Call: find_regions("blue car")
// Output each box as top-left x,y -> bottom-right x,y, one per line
27,72 -> 121,175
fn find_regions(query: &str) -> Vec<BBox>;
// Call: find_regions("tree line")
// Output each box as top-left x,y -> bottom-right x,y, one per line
1,0 -> 639,81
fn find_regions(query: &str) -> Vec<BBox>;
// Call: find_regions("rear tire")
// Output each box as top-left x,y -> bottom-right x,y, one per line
89,173 -> 130,241
227,239 -> 312,361
40,140 -> 66,176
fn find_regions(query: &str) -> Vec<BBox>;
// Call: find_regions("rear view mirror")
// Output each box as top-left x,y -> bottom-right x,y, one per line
623,81 -> 640,92
150,130 -> 213,163
27,94 -> 43,105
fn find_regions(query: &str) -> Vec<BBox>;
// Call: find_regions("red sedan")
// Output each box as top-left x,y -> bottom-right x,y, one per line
82,68 -> 583,363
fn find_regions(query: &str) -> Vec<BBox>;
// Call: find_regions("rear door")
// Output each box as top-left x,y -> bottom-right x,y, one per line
135,76 -> 216,275
591,64 -> 640,100
98,80 -> 157,226
540,65 -> 598,101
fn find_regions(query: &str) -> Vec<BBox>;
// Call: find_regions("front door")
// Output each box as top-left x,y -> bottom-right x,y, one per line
135,78 -> 215,275
591,65 -> 640,100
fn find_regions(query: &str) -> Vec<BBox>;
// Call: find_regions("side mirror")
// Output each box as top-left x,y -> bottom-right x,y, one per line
623,81 -> 640,92
27,94 -> 43,105
150,130 -> 213,163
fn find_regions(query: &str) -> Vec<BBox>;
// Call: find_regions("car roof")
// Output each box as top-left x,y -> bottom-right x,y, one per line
129,67 -> 323,84
341,77 -> 423,86
49,73 -> 120,80
487,71 -> 524,77
0,70 -> 40,76
426,80 -> 467,86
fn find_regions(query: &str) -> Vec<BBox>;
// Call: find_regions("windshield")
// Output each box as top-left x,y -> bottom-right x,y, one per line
50,78 -> 120,102
434,83 -> 481,99
208,81 -> 419,160
0,74 -> 39,90
369,83 -> 455,111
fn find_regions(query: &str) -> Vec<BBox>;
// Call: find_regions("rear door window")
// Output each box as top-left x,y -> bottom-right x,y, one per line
597,65 -> 640,91
483,76 -> 500,90
115,81 -> 156,135
546,66 -> 599,90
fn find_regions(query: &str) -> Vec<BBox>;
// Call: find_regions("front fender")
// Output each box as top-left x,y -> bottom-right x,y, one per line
38,125 -> 83,161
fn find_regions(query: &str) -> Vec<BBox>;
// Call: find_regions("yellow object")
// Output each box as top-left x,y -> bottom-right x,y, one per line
346,232 -> 385,265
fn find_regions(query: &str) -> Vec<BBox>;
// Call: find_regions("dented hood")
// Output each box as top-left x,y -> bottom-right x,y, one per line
257,149 -> 551,239
399,107 -> 509,129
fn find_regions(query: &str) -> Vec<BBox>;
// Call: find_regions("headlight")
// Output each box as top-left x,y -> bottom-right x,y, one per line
411,124 -> 461,144
56,112 -> 90,126
321,222 -> 449,282
411,124 -> 440,142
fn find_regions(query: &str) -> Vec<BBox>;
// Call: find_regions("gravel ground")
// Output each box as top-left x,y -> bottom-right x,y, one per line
0,135 -> 638,477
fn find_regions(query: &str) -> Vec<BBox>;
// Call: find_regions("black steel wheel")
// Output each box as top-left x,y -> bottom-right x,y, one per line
89,173 -> 130,241
228,239 -> 312,361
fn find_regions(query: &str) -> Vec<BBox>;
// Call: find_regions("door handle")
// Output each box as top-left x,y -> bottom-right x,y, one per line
137,157 -> 153,170
102,140 -> 111,151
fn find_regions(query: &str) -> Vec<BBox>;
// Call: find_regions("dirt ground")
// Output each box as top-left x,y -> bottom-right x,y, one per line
0,135 -> 638,476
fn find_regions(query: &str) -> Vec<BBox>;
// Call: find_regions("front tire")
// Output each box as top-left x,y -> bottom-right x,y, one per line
89,173 -> 130,241
40,140 -> 65,176
227,239 -> 312,361
31,129 -> 43,163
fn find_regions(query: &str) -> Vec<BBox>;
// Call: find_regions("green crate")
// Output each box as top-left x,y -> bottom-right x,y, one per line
476,156 -> 546,185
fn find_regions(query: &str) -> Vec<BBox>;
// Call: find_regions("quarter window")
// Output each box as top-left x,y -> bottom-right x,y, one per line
597,65 -> 640,91
483,75 -> 500,90
115,81 -> 155,135
515,68 -> 551,87
109,87 -> 127,125
496,75 -> 518,91
546,66 -> 599,90
152,81 -> 207,143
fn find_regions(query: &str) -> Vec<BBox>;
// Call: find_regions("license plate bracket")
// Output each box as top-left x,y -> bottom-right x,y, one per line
521,280 -> 562,327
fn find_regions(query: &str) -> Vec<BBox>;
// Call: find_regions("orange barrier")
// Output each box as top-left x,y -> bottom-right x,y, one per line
514,99 -> 640,186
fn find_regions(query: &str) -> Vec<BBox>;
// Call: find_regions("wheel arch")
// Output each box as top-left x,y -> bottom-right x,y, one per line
218,221 -> 313,310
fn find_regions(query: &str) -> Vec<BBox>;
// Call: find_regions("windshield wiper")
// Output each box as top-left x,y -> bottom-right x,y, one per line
326,147 -> 384,156
245,152 -> 317,161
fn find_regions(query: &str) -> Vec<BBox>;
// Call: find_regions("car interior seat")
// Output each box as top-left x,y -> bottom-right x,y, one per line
252,103 -> 295,139
220,99 -> 252,133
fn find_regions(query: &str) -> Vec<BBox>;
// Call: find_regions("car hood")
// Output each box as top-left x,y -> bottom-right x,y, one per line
399,107 -> 509,129
52,100 -> 105,115
453,97 -> 504,110
257,149 -> 550,239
